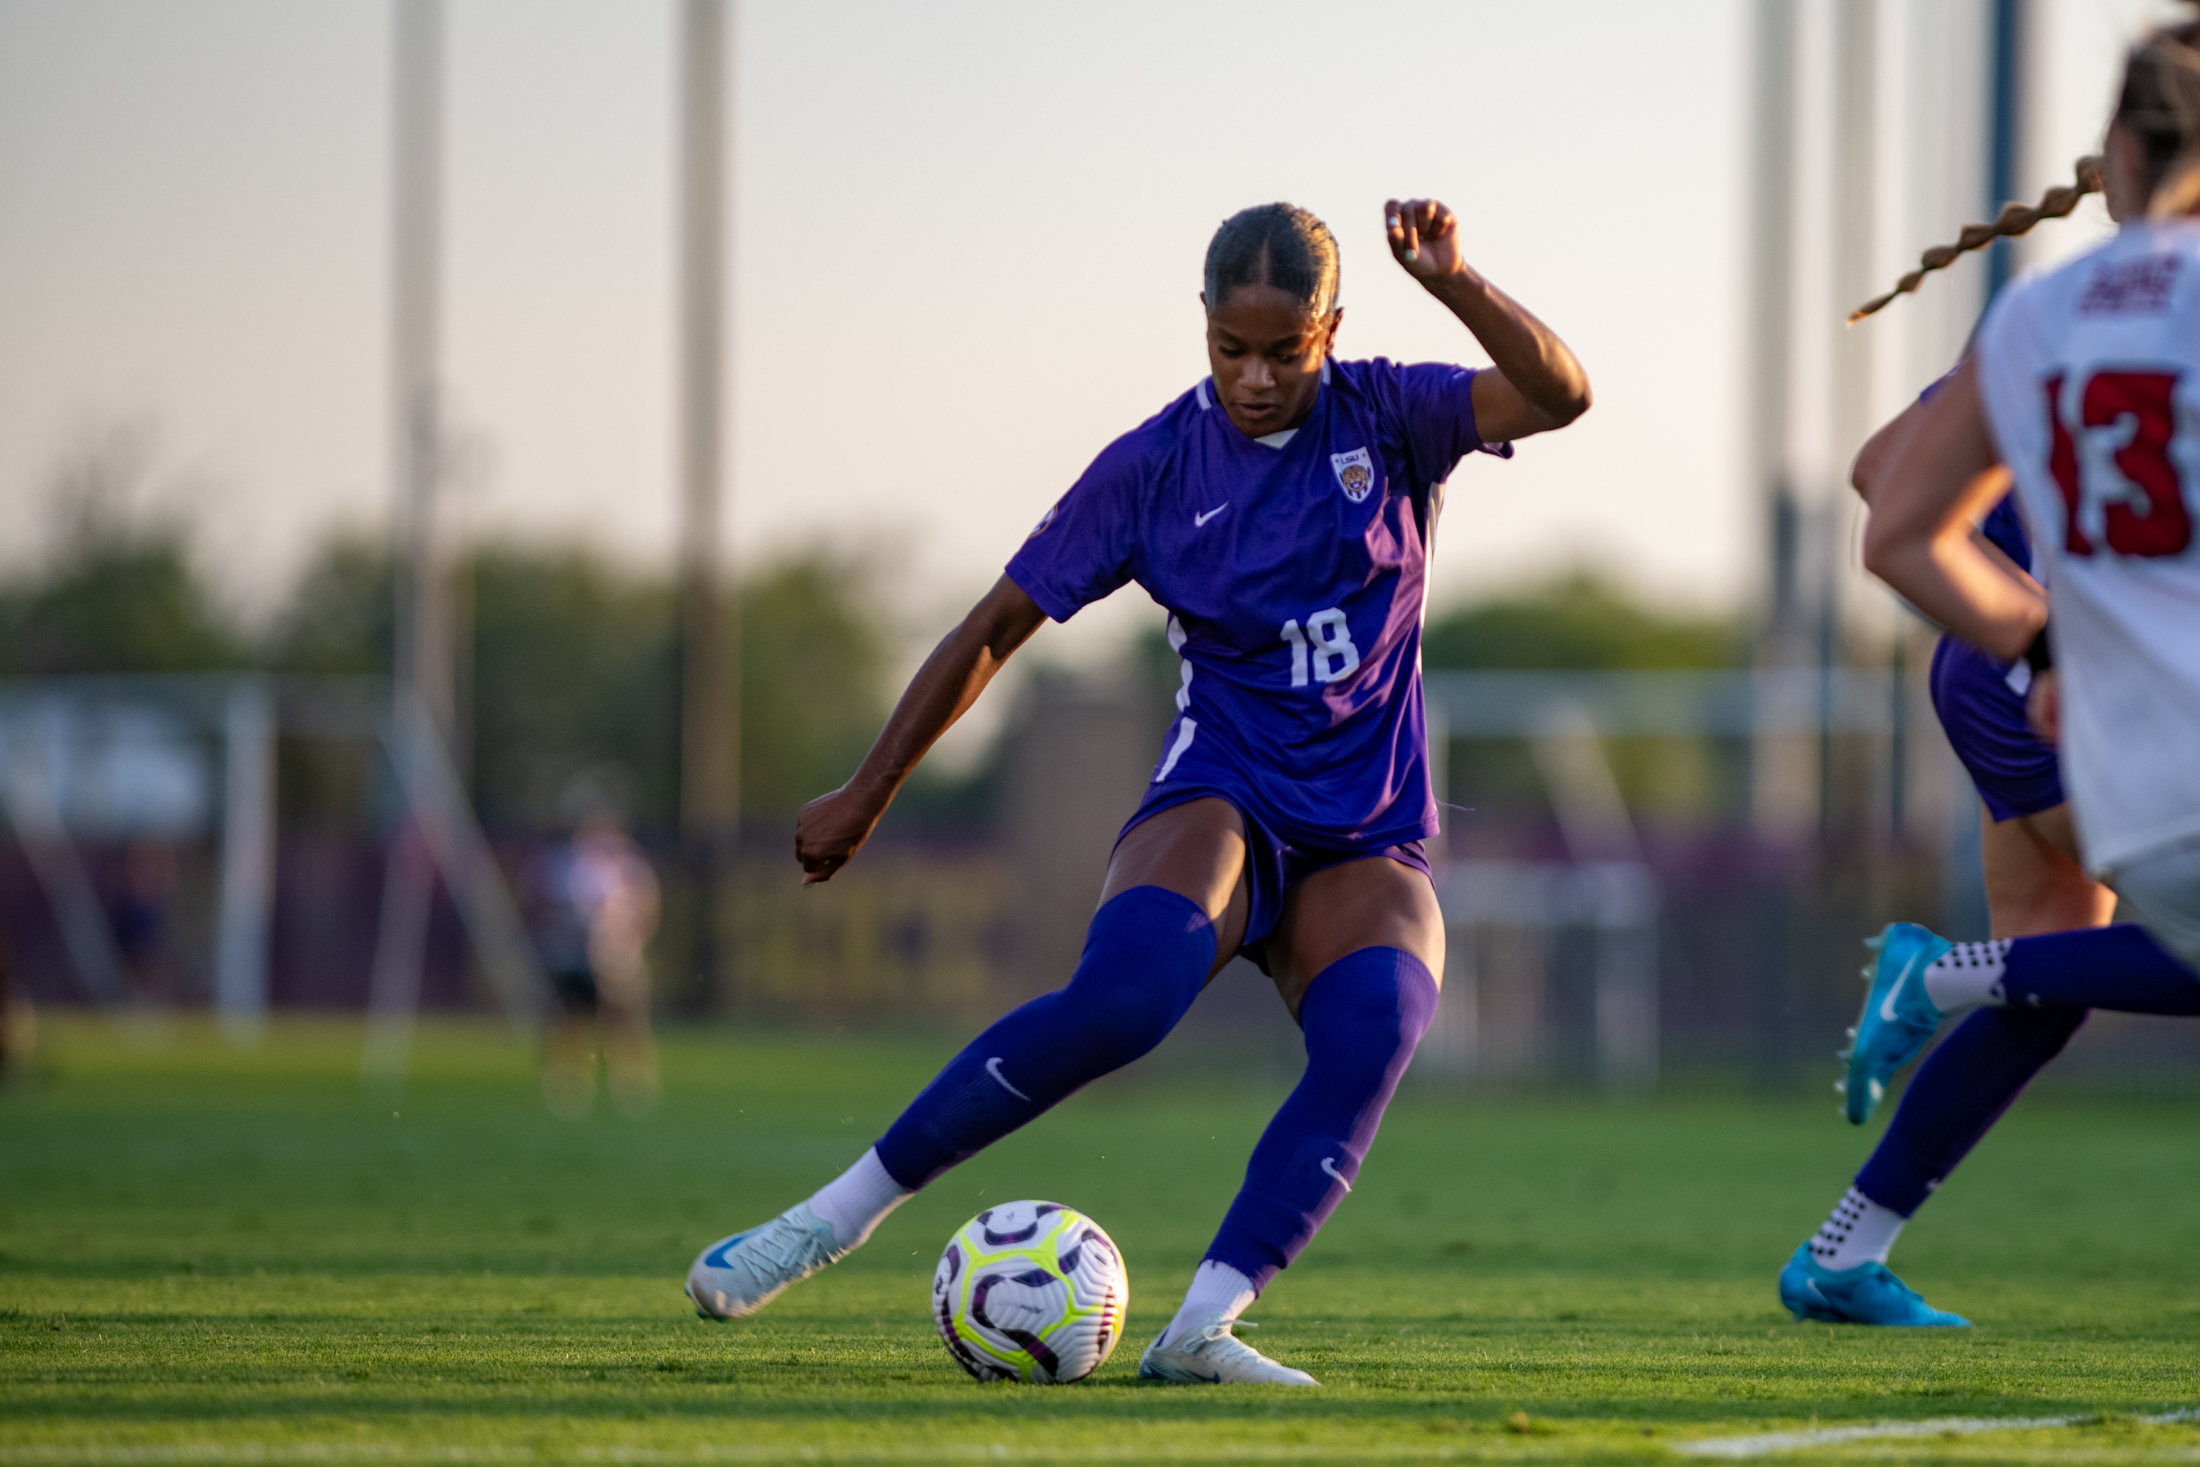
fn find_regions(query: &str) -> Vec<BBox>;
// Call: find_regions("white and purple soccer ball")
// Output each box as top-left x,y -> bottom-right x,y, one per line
931,1200 -> 1127,1384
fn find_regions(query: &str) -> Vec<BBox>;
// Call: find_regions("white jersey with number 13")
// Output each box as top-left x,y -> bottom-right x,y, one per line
1977,220 -> 2200,874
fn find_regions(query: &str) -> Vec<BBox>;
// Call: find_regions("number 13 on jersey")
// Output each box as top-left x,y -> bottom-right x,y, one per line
1281,609 -> 1361,687
2045,366 -> 2194,557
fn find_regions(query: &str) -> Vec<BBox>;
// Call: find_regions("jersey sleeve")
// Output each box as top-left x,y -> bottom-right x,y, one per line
1973,272 -> 2050,468
1003,430 -> 1148,622
1388,361 -> 1514,489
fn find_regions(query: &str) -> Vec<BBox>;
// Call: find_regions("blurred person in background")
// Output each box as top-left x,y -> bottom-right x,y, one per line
110,837 -> 177,1007
0,916 -> 32,1088
528,780 -> 661,1119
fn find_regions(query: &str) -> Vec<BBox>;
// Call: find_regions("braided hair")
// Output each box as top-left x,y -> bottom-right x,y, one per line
1203,203 -> 1340,319
1848,157 -> 2103,323
1852,13 -> 2200,323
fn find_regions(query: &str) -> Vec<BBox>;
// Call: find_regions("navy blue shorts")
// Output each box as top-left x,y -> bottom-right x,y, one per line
1928,633 -> 2064,823
1114,782 -> 1431,966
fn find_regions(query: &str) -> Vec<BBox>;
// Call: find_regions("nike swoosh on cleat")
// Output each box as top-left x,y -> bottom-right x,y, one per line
985,1057 -> 1031,1101
1805,1279 -> 1828,1304
702,1234 -> 750,1269
1194,503 -> 1229,527
1879,954 -> 1924,1023
1320,1157 -> 1352,1192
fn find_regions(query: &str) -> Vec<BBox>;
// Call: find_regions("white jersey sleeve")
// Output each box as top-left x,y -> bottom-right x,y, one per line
1976,221 -> 2200,873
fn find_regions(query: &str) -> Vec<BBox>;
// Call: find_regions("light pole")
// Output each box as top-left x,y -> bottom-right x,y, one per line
678,0 -> 737,1009
365,0 -> 449,1094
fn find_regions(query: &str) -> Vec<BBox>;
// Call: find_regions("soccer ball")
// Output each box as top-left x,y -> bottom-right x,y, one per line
932,1200 -> 1127,1383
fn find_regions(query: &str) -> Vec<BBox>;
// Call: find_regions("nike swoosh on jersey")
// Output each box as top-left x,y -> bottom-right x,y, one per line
1194,503 -> 1229,527
1320,1157 -> 1353,1192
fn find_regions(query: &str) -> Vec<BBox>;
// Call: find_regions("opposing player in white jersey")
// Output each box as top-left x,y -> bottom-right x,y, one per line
1844,18 -> 2200,1236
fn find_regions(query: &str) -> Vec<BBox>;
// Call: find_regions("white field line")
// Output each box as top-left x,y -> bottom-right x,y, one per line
1676,1405 -> 2200,1458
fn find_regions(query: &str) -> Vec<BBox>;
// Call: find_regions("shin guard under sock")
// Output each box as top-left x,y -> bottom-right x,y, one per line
872,886 -> 1214,1190
2002,924 -> 2200,1014
1854,1002 -> 2088,1215
1204,947 -> 1440,1290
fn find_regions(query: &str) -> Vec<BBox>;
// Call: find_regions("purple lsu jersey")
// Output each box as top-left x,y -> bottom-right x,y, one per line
1005,356 -> 1508,851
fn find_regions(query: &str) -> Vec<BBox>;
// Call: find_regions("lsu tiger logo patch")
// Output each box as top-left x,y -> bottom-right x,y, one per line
1330,448 -> 1375,503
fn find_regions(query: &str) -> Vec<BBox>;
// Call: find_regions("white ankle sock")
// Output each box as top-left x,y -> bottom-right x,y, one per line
1922,939 -> 2011,1012
1808,1185 -> 1906,1271
1161,1260 -> 1256,1348
805,1147 -> 914,1250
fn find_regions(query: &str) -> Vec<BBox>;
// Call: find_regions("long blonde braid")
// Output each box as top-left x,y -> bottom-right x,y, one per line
1847,156 -> 2104,324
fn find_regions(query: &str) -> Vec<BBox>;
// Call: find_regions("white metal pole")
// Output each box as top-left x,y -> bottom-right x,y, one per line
679,0 -> 735,1006
213,679 -> 275,1042
367,0 -> 447,1098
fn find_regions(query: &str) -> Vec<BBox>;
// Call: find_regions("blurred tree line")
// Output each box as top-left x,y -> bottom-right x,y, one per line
1,426 -> 1741,839
0,446 -> 895,832
1424,571 -> 1747,829
262,538 -> 892,830
1422,570 -> 1743,672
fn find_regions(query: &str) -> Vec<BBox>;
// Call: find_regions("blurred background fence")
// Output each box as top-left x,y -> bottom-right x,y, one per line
4,533 -> 2194,1095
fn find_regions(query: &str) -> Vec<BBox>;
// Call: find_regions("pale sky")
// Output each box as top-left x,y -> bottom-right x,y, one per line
0,0 -> 2178,666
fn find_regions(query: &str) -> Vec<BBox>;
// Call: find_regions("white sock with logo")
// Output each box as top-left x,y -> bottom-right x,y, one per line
1162,1260 -> 1257,1348
805,1147 -> 914,1251
1808,1185 -> 1907,1271
1922,940 -> 2011,1013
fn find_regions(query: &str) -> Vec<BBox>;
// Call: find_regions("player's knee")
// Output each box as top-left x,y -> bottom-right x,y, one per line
1058,884 -> 1216,1061
1298,947 -> 1440,1087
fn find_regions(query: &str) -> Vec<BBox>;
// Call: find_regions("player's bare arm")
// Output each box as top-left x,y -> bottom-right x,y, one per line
795,575 -> 1046,885
1849,395 -> 1931,504
1384,197 -> 1590,443
1852,388 -> 2035,587
1861,357 -> 2047,663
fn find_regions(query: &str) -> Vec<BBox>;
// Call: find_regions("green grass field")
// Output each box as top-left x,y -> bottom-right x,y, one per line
4,1017 -> 2200,1464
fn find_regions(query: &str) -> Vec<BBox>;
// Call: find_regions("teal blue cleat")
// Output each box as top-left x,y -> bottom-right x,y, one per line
1779,1244 -> 1970,1326
1843,922 -> 1952,1125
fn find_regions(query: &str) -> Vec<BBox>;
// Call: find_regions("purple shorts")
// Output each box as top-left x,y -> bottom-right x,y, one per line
1115,781 -> 1431,967
1929,633 -> 2064,823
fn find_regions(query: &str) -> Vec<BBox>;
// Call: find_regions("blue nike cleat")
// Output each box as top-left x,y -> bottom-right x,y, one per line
1779,1244 -> 1970,1326
1843,922 -> 1951,1125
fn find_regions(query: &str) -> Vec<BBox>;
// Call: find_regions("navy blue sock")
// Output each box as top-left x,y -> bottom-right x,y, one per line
1854,1003 -> 2089,1215
872,886 -> 1214,1190
2003,923 -> 2200,1013
1205,947 -> 1440,1291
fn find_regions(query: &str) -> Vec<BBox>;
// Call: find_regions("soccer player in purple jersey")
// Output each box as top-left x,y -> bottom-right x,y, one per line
1776,381 -> 2115,1328
685,198 -> 1590,1384
1787,33 -> 2200,1324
